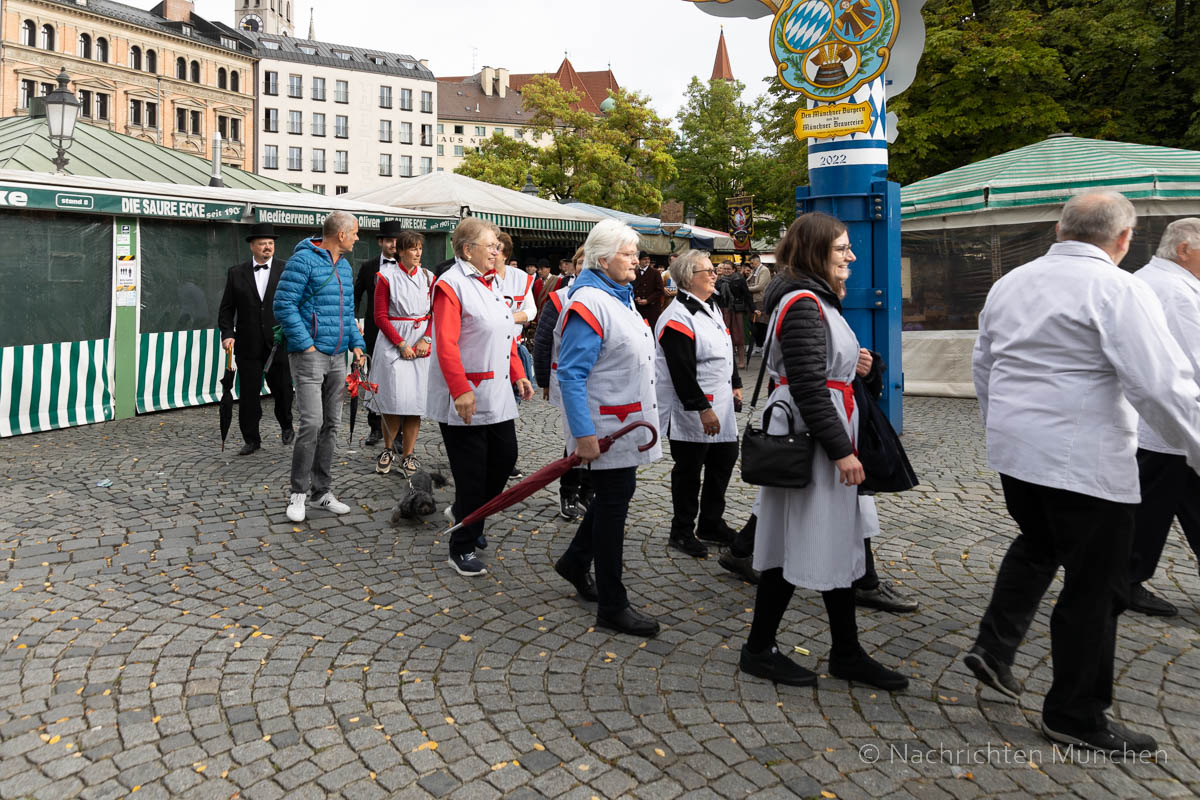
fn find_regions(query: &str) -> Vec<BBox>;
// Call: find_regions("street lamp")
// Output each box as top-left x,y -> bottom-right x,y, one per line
44,67 -> 81,174
685,210 -> 698,228
520,173 -> 538,196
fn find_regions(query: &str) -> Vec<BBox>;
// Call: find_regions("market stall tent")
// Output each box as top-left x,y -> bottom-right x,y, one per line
563,201 -> 712,253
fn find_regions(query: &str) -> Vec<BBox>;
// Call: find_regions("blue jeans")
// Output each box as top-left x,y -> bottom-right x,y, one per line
288,350 -> 345,496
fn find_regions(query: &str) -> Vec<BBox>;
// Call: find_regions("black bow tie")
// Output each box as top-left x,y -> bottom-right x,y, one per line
253,263 -> 269,271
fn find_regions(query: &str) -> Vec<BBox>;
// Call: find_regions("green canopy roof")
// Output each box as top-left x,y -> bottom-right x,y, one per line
0,116 -> 306,193
901,136 -> 1200,221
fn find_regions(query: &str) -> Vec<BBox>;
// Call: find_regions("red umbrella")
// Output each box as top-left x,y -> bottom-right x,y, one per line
442,420 -> 658,536
345,356 -> 378,446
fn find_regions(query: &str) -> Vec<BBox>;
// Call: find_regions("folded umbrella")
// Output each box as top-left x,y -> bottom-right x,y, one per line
219,349 -> 236,451
345,356 -> 378,446
442,421 -> 658,536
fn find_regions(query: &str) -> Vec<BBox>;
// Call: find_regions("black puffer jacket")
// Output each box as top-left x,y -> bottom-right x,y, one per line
762,274 -> 854,461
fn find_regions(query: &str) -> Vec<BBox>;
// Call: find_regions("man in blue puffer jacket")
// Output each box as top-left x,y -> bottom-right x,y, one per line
273,211 -> 367,522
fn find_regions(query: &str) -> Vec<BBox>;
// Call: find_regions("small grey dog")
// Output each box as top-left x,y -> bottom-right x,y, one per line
389,471 -> 449,523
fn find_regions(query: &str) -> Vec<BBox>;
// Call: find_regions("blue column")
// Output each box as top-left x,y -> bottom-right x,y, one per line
796,77 -> 903,430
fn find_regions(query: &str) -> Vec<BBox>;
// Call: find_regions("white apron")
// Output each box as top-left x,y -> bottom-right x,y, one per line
654,294 -> 738,443
369,262 -> 433,416
752,288 -> 879,591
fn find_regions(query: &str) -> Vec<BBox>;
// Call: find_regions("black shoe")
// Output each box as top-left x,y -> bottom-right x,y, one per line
447,550 -> 487,577
696,521 -> 736,545
829,653 -> 909,691
476,534 -> 488,551
237,442 -> 260,456
854,582 -> 920,613
1128,583 -> 1178,617
963,644 -> 1022,699
364,429 -> 383,446
559,491 -> 581,520
596,606 -> 660,638
669,534 -> 708,558
554,557 -> 598,601
281,428 -> 295,445
1040,717 -> 1158,755
718,551 -> 760,584
510,467 -> 524,480
739,645 -> 817,686
577,489 -> 593,513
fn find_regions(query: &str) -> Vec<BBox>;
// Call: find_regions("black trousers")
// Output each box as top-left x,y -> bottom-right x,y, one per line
237,356 -> 293,446
559,448 -> 593,498
1130,449 -> 1200,584
439,420 -> 518,555
752,321 -> 768,349
558,466 -> 637,617
365,333 -> 381,436
730,514 -> 879,590
669,439 -> 739,537
976,474 -> 1134,735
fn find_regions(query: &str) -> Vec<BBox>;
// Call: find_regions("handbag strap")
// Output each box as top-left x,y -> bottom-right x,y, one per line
750,340 -> 771,408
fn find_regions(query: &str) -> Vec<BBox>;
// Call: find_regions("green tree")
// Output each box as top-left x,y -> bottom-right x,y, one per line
455,76 -> 676,216
671,77 -> 758,229
743,78 -> 809,235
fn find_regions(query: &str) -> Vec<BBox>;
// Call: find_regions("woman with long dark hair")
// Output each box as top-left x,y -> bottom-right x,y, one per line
739,212 -> 908,690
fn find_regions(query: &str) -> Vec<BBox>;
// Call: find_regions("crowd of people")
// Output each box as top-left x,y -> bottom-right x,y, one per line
217,193 -> 1200,757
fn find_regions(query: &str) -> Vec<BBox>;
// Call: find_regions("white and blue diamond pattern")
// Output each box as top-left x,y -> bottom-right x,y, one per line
784,0 -> 835,53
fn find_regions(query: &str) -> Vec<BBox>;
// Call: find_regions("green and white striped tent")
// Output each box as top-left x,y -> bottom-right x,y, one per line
345,172 -> 605,236
901,135 -> 1200,230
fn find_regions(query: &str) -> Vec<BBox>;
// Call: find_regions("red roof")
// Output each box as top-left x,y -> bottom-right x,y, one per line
508,58 -> 620,115
712,29 -> 734,82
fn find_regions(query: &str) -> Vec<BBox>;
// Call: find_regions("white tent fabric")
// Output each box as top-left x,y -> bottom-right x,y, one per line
344,173 -> 605,232
901,331 -> 978,398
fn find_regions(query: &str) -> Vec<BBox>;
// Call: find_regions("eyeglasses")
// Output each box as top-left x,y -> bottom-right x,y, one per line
616,250 -> 639,258
693,267 -> 717,275
832,245 -> 854,254
469,242 -> 501,252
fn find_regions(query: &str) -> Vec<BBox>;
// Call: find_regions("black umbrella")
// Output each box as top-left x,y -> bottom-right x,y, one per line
345,356 -> 377,446
219,349 -> 236,451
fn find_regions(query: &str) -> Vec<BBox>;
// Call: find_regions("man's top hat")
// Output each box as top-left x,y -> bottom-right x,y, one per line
245,222 -> 278,242
378,219 -> 406,239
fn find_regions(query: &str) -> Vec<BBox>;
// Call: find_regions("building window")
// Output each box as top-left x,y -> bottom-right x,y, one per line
21,20 -> 35,47
453,145 -> 463,157
421,124 -> 433,146
231,71 -> 239,92
335,186 -> 348,195
474,125 -> 486,136
130,99 -> 142,126
175,106 -> 186,132
399,155 -> 412,177
288,147 -> 302,170
189,110 -> 201,134
312,112 -> 325,136
264,144 -> 278,169
263,108 -> 278,132
298,45 -> 316,55
379,153 -> 392,176
437,123 -> 444,134
217,67 -> 227,89
181,24 -> 192,36
368,54 -> 384,65
420,156 -> 432,175
146,50 -> 157,73
288,74 -> 302,98
399,121 -> 412,145
77,33 -> 91,59
221,36 -> 237,49
379,120 -> 392,142
264,71 -> 278,95
312,183 -> 325,194
379,86 -> 392,108
130,45 -> 142,70
190,61 -> 200,83
19,80 -> 35,109
95,37 -> 108,62
146,102 -> 158,129
230,117 -> 240,142
495,127 -> 505,136
79,90 -> 93,118
333,50 -> 351,60
335,80 -> 348,103
334,151 -> 348,173
288,110 -> 302,134
40,24 -> 55,51
399,88 -> 412,111
436,144 -> 443,157
453,125 -> 464,135
421,90 -> 433,113
95,93 -> 109,121
176,57 -> 187,80
312,149 -> 325,172
312,76 -> 325,101
261,40 -> 280,50
334,115 -> 348,138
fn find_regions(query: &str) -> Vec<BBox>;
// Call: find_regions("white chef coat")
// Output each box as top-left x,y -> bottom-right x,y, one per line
496,267 -> 536,338
1133,255 -> 1200,456
973,241 -> 1200,503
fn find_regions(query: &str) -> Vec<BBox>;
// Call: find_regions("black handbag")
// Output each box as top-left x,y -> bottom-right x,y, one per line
740,338 -> 814,489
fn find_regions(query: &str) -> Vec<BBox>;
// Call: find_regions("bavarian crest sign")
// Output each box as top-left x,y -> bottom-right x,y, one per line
771,0 -> 898,100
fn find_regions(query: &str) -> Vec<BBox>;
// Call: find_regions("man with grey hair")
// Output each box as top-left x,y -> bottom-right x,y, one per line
965,192 -> 1200,754
1127,218 -> 1200,617
274,211 -> 367,523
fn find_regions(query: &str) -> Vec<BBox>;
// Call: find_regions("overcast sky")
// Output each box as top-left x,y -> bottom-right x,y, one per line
168,0 -> 780,119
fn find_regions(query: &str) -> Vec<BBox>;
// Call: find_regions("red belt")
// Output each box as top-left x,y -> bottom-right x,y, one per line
388,314 -> 430,322
599,402 -> 642,422
465,371 -> 494,386
775,377 -> 855,421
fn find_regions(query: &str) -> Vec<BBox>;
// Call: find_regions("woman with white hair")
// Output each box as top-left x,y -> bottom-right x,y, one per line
655,250 -> 743,559
551,219 -> 663,637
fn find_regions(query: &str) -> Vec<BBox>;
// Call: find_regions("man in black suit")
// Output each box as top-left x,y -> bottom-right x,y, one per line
218,222 -> 294,455
354,219 -> 406,445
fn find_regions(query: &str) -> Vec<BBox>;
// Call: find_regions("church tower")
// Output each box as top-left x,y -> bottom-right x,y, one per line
234,0 -> 294,36
711,27 -> 734,82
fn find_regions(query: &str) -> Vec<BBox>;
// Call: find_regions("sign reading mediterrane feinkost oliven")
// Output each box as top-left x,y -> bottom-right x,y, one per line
255,207 -> 458,232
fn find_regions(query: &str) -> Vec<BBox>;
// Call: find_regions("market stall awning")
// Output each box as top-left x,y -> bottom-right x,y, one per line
344,172 -> 604,233
901,135 -> 1200,224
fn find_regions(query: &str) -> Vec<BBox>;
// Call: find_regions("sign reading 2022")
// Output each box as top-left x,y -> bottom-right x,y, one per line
772,0 -> 898,101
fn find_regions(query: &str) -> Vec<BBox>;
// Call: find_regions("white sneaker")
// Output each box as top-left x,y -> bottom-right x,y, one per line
286,493 -> 306,522
315,492 -> 351,515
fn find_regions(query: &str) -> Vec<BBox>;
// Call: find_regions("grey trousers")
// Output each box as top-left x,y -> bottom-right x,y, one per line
288,350 -> 345,496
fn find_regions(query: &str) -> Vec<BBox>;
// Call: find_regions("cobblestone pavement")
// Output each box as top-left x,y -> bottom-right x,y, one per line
2,373 -> 1199,800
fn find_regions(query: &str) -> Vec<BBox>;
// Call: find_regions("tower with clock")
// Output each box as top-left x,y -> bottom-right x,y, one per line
235,0 -> 293,36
